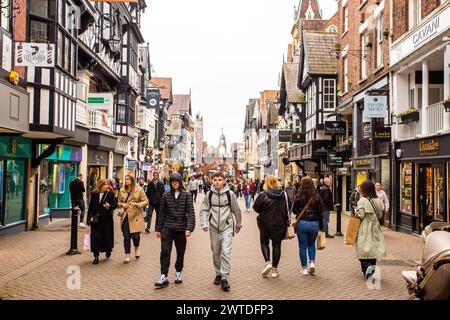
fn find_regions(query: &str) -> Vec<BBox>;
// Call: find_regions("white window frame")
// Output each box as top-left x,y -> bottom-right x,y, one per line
408,0 -> 421,30
360,33 -> 367,80
323,79 -> 336,110
376,11 -> 384,67
343,5 -> 349,33
343,55 -> 349,93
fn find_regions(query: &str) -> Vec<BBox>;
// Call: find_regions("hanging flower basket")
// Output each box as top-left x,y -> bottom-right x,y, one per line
443,100 -> 450,112
397,109 -> 420,124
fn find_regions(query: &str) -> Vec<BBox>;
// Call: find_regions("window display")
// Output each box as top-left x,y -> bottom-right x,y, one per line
400,162 -> 413,214
434,167 -> 444,221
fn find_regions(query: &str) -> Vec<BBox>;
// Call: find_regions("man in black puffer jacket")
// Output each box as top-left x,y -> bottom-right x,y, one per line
155,173 -> 196,288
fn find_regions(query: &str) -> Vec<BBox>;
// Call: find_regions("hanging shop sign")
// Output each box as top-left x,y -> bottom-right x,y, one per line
128,160 -> 137,169
87,93 -> 114,114
324,121 -> 346,135
291,132 -> 305,144
364,95 -> 388,118
147,89 -> 160,108
419,139 -> 440,156
373,127 -> 391,141
15,42 -> 55,67
279,130 -> 292,142
328,153 -> 343,166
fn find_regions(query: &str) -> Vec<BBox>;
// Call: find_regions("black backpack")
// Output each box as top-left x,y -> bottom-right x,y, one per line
208,190 -> 231,208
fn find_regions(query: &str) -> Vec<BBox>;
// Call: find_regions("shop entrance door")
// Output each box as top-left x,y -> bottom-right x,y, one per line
0,160 -> 3,226
418,163 -> 446,232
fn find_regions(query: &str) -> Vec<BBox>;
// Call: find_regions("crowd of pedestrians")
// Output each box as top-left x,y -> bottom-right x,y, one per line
70,169 -> 388,290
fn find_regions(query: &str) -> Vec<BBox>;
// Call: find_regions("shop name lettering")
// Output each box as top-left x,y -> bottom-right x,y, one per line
413,17 -> 440,47
419,139 -> 440,154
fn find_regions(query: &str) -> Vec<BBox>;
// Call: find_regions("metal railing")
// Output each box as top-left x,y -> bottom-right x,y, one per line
427,101 -> 444,135
88,109 -> 114,134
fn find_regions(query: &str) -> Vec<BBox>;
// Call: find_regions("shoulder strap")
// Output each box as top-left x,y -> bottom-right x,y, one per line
367,197 -> 380,215
295,196 -> 315,222
208,190 -> 213,207
226,190 -> 231,208
283,191 -> 290,218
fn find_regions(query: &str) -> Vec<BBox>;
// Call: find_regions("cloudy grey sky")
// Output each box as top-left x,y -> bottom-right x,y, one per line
142,0 -> 337,147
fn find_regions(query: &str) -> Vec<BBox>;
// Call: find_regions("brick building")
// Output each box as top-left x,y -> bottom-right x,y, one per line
390,0 -> 450,234
336,0 -> 391,218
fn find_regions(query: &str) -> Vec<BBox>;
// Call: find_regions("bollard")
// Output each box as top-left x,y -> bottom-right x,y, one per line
335,203 -> 343,237
66,206 -> 81,255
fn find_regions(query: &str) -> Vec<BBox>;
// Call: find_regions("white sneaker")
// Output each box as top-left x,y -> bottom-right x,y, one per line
271,268 -> 279,278
261,262 -> 273,277
302,268 -> 309,276
309,262 -> 315,274
175,271 -> 183,284
79,222 -> 85,228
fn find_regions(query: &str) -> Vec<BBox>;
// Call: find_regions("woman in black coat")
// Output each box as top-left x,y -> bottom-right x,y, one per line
253,175 -> 291,278
87,178 -> 117,265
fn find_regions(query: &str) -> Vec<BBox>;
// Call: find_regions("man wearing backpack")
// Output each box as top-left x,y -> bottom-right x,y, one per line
200,172 -> 242,292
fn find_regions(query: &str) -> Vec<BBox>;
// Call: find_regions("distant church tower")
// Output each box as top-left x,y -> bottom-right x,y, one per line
218,128 -> 227,157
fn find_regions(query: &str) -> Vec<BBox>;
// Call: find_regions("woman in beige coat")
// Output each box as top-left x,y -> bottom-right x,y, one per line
354,180 -> 386,279
118,175 -> 148,263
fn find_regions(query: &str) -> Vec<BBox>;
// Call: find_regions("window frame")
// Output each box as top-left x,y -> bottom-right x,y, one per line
376,11 -> 384,68
323,79 -> 336,110
343,5 -> 349,33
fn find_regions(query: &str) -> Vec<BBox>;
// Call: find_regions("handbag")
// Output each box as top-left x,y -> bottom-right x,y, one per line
344,216 -> 361,245
285,196 -> 314,240
83,227 -> 91,251
283,192 -> 296,240
317,231 -> 326,250
117,191 -> 131,218
88,191 -> 110,224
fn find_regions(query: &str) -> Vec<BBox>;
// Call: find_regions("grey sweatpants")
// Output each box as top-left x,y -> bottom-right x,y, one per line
210,227 -> 233,280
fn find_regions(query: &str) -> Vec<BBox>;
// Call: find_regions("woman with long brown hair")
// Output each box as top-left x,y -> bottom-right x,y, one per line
292,177 -> 324,276
253,175 -> 291,278
118,175 -> 148,264
354,180 -> 385,279
86,178 -> 117,265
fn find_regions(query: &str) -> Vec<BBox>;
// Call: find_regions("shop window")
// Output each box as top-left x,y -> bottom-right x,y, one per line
434,167 -> 445,221
400,162 -> 413,214
44,161 -> 78,210
4,160 -> 25,224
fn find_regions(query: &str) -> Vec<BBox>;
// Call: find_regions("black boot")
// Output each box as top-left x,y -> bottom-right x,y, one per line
213,275 -> 222,285
93,256 -> 99,265
106,252 -> 111,259
221,279 -> 230,291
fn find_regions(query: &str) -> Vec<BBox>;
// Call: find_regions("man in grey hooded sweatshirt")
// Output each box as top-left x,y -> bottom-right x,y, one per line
200,171 -> 242,291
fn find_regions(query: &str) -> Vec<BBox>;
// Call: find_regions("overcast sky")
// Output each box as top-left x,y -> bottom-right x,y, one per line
142,0 -> 337,148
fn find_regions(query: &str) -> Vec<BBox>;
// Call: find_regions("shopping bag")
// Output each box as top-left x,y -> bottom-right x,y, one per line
317,231 -> 326,250
284,225 -> 296,240
83,227 -> 91,251
344,216 -> 361,245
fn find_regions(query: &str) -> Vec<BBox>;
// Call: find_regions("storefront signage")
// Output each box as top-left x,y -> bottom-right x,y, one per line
147,89 -> 160,108
87,93 -> 114,114
419,139 -> 440,156
128,160 -> 137,168
142,162 -> 152,170
15,42 -> 55,67
325,121 -> 346,135
279,130 -> 292,142
0,137 -> 31,158
41,145 -> 82,162
364,95 -> 388,118
355,159 -> 374,169
391,4 -> 450,66
373,127 -> 391,141
328,153 -> 343,166
291,132 -> 305,143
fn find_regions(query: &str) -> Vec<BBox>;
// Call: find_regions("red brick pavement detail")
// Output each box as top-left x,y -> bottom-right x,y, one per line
0,193 -> 424,300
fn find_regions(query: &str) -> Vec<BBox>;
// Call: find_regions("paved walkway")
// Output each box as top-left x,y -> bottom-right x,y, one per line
0,193 -> 424,300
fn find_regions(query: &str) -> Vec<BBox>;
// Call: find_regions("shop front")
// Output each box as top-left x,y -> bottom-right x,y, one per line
87,148 -> 109,194
39,144 -> 82,219
394,134 -> 450,234
113,152 -> 125,183
0,137 -> 31,234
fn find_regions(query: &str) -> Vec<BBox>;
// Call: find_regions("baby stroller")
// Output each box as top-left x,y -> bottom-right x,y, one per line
401,222 -> 450,300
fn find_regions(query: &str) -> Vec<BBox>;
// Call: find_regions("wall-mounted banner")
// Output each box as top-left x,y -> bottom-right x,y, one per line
364,95 -> 388,118
87,93 -> 114,114
278,130 -> 293,142
325,121 -> 346,135
15,42 -> 55,67
147,89 -> 160,108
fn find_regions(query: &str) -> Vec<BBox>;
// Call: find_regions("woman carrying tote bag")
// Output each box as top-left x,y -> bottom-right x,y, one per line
354,180 -> 386,279
118,175 -> 149,264
86,179 -> 117,265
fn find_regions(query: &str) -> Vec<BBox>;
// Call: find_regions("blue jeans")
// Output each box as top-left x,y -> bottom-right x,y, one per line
296,220 -> 319,268
322,210 -> 330,234
245,194 -> 252,209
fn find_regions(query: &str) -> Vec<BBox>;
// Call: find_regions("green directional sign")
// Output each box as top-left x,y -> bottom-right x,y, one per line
87,97 -> 106,104
87,93 -> 114,113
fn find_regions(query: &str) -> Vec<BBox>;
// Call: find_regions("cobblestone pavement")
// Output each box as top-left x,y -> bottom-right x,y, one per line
0,193 -> 424,300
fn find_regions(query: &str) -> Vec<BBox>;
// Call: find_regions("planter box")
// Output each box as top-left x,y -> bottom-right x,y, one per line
397,111 -> 419,124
